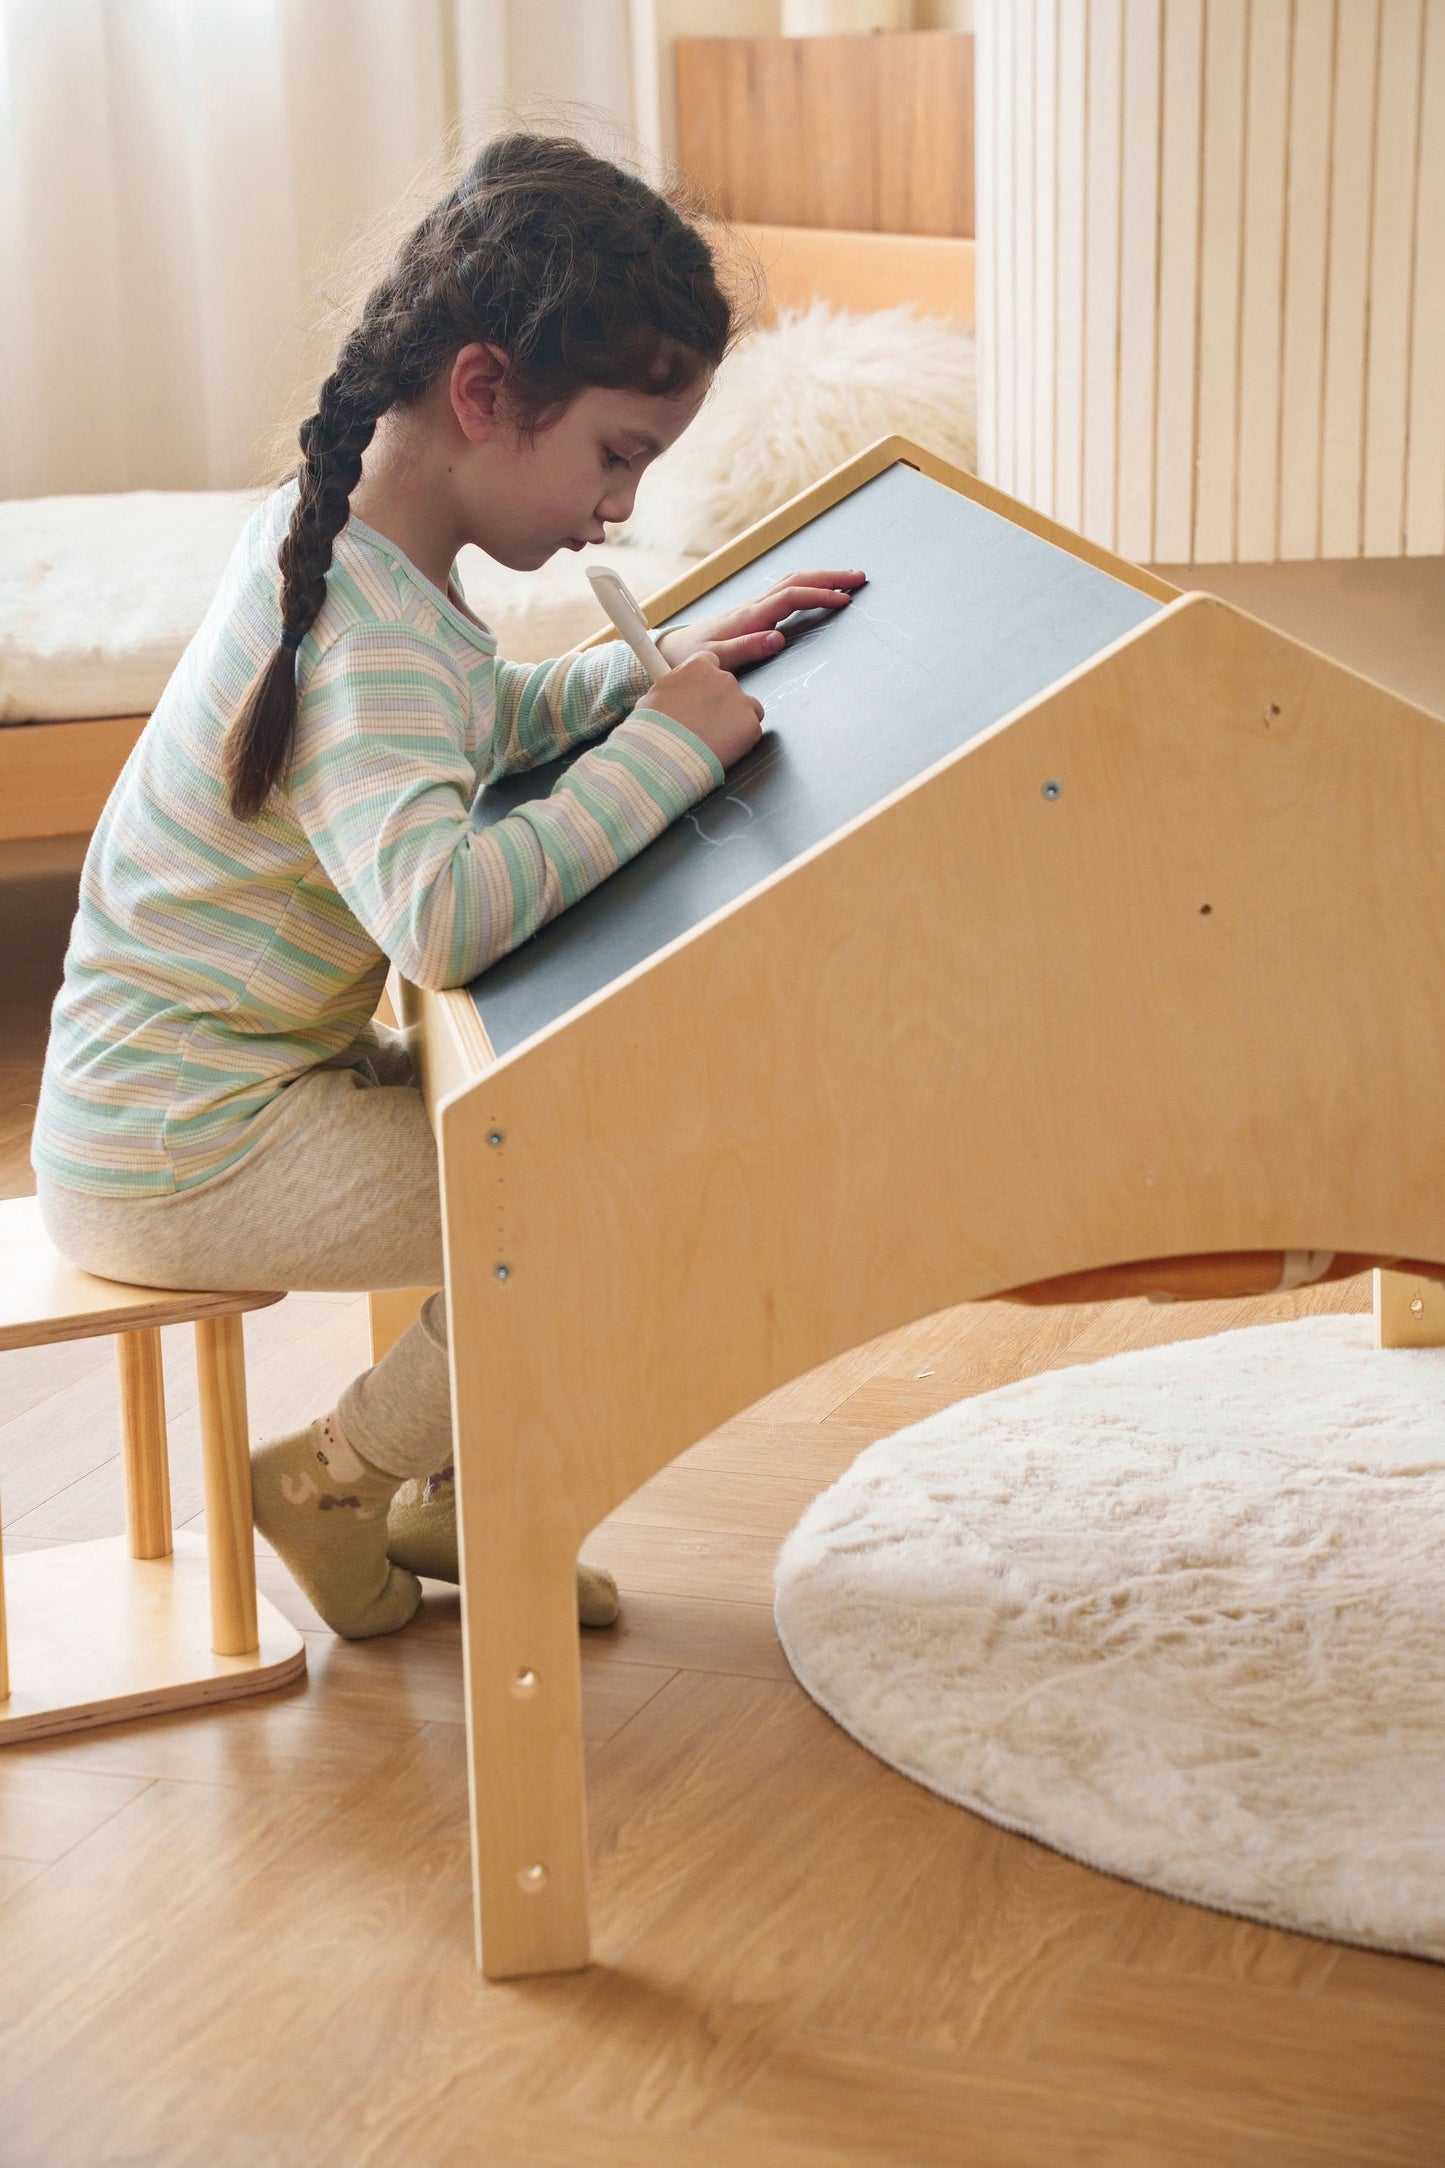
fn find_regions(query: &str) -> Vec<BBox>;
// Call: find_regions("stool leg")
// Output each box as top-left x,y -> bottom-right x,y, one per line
117,1327 -> 173,1559
194,1314 -> 259,1658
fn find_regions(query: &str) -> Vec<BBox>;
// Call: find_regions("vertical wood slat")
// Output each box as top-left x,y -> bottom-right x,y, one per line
974,0 -> 998,488
992,0 -> 1018,502
1406,0 -> 1445,555
1116,0 -> 1163,560
1032,0 -> 1060,516
1082,0 -> 1124,545
1235,0 -> 1292,563
1278,0 -> 1337,561
1053,0 -> 1088,532
1319,0 -> 1380,556
975,0 -> 1445,563
1362,0 -> 1425,557
1153,0 -> 1206,562
1192,0 -> 1248,563
1014,0 -> 1037,508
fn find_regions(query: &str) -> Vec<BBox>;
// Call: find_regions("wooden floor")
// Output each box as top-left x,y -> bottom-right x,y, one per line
1,843 -> 1442,2167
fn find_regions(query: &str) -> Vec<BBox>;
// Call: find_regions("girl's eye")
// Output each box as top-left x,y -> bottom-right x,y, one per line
603,449 -> 632,471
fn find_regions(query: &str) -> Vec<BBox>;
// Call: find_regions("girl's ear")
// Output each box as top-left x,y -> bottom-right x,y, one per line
450,343 -> 512,442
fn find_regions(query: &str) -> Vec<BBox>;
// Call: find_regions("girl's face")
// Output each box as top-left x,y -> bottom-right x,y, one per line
449,345 -> 710,570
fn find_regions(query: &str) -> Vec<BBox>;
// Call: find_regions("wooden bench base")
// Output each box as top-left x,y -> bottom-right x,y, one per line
0,1533 -> 304,1745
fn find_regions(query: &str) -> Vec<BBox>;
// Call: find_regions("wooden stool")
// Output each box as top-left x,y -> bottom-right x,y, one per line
0,1195 -> 305,1743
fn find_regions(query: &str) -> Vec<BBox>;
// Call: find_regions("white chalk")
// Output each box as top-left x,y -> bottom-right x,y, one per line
587,566 -> 671,684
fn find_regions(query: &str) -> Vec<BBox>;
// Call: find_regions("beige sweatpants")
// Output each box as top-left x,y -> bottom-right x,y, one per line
36,1029 -> 450,1478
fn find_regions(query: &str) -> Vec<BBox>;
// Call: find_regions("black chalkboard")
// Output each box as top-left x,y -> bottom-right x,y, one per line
467,459 -> 1159,1053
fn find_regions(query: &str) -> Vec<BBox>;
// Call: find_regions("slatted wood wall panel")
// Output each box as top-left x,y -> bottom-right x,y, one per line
976,0 -> 1445,563
675,32 -> 975,236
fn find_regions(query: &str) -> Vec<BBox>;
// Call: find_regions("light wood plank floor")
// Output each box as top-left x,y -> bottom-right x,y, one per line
1,845 -> 1441,2167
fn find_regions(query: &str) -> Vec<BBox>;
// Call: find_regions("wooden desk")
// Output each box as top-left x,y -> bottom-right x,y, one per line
403,437 -> 1445,1979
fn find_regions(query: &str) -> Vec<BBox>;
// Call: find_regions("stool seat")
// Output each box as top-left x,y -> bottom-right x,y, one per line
0,1195 -> 303,1743
0,1193 -> 282,1350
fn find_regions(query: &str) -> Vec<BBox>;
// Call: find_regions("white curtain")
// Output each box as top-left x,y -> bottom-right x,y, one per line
0,0 -> 637,498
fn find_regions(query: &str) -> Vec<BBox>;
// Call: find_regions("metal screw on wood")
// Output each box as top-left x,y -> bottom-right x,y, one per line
488,1130 -> 504,1146
511,1668 -> 539,1697
517,1863 -> 548,1893
1042,780 -> 1062,800
495,1263 -> 511,1281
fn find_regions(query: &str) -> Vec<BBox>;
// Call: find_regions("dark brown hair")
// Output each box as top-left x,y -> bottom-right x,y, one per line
225,133 -> 734,820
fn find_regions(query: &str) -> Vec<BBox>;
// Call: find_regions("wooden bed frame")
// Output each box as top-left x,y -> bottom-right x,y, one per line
0,227 -> 973,848
394,434 -> 1445,1977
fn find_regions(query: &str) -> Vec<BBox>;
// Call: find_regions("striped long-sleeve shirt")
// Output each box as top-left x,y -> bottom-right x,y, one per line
33,481 -> 723,1197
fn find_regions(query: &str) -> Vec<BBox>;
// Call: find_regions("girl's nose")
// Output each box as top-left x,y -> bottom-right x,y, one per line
597,485 -> 637,525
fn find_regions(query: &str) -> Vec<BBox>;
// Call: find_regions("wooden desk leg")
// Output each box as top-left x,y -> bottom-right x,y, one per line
117,1326 -> 173,1559
1374,1268 -> 1445,1348
194,1315 -> 260,1658
456,1514 -> 592,1979
367,1286 -> 438,1365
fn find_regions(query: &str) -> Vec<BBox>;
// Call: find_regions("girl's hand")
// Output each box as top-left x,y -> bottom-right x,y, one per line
656,568 -> 867,673
642,652 -> 764,772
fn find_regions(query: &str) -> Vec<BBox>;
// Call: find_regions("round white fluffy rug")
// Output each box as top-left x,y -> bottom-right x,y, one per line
774,1316 -> 1445,1959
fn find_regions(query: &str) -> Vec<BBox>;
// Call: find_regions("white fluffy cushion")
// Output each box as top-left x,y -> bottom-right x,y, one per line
615,303 -> 978,559
0,490 -> 264,723
0,490 -> 694,720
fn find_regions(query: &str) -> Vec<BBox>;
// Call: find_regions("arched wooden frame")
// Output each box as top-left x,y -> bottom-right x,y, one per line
406,446 -> 1445,1978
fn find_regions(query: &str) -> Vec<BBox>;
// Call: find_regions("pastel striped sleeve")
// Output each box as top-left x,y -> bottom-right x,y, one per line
289,624 -> 723,991
486,638 -> 659,776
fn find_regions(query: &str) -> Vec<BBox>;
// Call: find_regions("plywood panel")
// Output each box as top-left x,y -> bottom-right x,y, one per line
675,32 -> 974,237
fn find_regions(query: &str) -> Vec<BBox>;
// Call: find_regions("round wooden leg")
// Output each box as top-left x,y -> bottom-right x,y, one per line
116,1327 -> 172,1560
193,1314 -> 259,1658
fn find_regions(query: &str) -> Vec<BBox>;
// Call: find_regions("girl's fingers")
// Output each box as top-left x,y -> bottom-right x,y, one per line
710,630 -> 785,670
767,568 -> 866,594
723,585 -> 857,636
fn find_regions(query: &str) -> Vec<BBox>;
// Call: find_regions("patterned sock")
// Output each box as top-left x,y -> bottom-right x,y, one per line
251,1414 -> 422,1640
387,1466 -> 621,1628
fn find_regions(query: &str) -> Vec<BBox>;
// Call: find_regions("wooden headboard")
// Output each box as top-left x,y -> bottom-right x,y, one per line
735,222 -> 974,332
679,32 -> 975,334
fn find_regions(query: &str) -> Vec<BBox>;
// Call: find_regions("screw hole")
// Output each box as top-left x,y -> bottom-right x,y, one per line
1199,904 -> 1213,915
487,1129 -> 504,1147
511,1668 -> 539,1698
517,1863 -> 548,1893
1042,780 -> 1062,801
494,1263 -> 511,1281
1410,1295 -> 1425,1317
1265,703 -> 1281,721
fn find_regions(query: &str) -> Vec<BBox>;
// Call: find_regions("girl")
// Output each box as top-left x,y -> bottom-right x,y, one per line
32,134 -> 864,1640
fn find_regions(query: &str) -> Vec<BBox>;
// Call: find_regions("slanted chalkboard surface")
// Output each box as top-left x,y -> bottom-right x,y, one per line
467,460 -> 1159,1054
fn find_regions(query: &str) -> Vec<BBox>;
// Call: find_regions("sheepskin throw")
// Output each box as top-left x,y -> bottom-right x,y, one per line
617,304 -> 978,558
775,1316 -> 1445,1960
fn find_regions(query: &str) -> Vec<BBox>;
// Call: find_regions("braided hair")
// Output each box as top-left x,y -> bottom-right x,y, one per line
225,134 -> 734,820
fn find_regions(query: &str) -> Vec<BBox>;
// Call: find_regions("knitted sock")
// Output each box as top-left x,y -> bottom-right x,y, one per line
387,1466 -> 621,1628
251,1414 -> 422,1640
